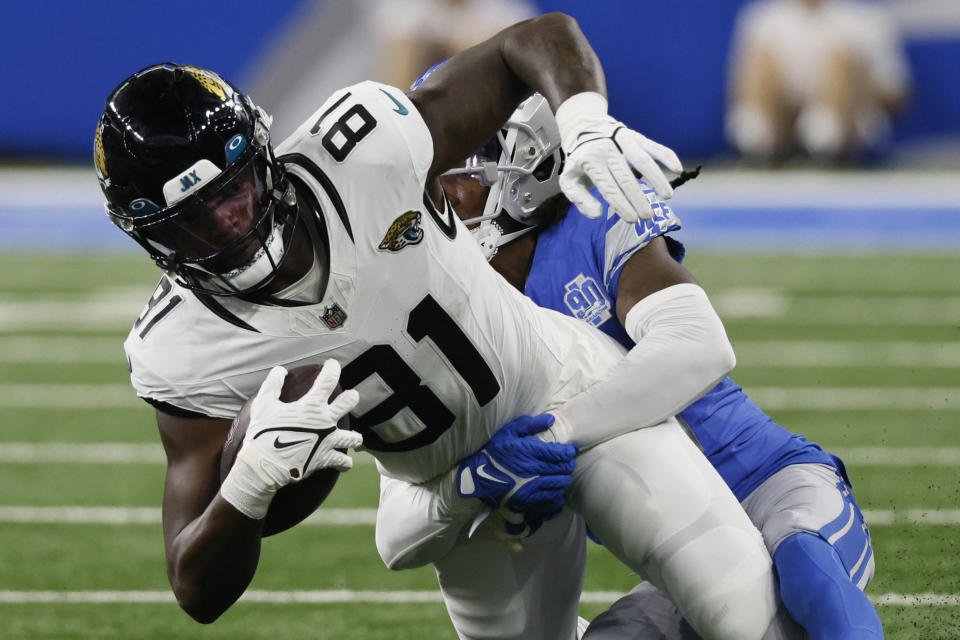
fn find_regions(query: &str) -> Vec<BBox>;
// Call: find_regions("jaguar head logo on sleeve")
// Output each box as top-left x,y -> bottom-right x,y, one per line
378,210 -> 424,252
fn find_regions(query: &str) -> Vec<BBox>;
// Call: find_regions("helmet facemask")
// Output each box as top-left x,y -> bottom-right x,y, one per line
443,94 -> 564,260
111,141 -> 299,296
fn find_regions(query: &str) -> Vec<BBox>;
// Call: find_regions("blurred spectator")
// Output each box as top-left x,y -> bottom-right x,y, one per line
372,0 -> 536,90
726,0 -> 911,164
245,0 -> 535,142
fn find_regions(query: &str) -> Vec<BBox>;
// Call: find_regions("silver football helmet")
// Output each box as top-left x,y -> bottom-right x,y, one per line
444,94 -> 564,258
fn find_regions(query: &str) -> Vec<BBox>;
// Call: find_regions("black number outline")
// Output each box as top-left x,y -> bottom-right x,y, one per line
135,277 -> 182,339
340,294 -> 500,452
321,103 -> 378,162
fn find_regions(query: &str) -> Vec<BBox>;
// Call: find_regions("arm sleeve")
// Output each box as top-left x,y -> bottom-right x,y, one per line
375,470 -> 485,570
547,283 -> 735,449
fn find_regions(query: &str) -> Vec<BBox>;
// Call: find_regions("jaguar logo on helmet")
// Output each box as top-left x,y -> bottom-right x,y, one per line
378,211 -> 424,252
94,124 -> 107,179
182,65 -> 228,101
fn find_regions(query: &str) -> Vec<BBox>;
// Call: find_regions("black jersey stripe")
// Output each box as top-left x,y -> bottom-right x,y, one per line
281,152 -> 354,243
309,91 -> 352,135
142,397 -> 215,419
191,291 -> 259,332
137,295 -> 182,339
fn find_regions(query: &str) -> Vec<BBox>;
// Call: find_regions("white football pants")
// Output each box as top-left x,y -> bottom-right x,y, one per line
434,418 -> 780,640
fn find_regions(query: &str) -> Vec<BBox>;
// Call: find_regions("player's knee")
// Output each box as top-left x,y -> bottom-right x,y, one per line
775,533 -> 883,639
666,528 -> 778,640
704,597 -> 778,640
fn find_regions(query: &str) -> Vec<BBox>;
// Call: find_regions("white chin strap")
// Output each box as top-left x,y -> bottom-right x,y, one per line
469,220 -> 535,261
220,222 -> 286,290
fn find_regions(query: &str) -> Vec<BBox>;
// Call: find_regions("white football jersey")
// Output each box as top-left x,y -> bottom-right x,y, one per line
124,81 -> 625,483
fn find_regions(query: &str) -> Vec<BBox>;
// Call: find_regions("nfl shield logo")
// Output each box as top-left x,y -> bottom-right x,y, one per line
321,303 -> 347,329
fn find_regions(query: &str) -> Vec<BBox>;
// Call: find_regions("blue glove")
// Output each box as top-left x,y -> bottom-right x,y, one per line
457,414 -> 578,521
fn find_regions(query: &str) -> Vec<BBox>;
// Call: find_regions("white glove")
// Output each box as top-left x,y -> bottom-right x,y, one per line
555,92 -> 683,222
220,361 -> 363,519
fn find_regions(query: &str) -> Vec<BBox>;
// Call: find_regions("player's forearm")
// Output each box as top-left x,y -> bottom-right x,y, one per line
549,284 -> 735,449
499,12 -> 606,111
166,495 -> 264,623
412,13 -> 606,178
376,471 -> 483,570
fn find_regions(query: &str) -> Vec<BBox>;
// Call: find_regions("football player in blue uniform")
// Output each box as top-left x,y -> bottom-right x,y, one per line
439,94 -> 883,640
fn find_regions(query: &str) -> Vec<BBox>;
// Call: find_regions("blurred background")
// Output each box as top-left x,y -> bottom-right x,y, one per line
2,0 -> 959,251
3,0 -> 960,163
0,1 -> 958,638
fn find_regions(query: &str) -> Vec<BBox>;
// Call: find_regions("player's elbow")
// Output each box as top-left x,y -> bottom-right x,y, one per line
534,11 -> 579,30
175,588 -> 229,624
710,333 -> 737,378
694,330 -> 735,390
510,12 -> 582,51
183,605 -> 222,625
169,569 -> 238,623
687,288 -> 736,380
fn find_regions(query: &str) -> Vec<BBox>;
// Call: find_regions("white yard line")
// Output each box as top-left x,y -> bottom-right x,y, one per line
0,589 -> 953,606
829,447 -> 960,466
5,384 -> 957,410
747,387 -> 960,411
712,289 -> 960,324
731,341 -> 960,367
860,510 -> 960,525
0,337 -> 124,363
6,336 -> 957,367
0,384 -> 141,408
0,506 -> 377,525
0,442 -> 377,466
0,443 -> 165,463
0,506 -> 956,526
0,590 -> 658,605
871,593 -> 960,607
0,301 -> 142,331
5,292 -> 960,330
0,443 -> 955,467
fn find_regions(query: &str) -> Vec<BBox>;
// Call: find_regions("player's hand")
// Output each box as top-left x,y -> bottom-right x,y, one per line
241,362 -> 362,484
221,362 -> 362,519
456,414 -> 577,518
555,92 -> 683,222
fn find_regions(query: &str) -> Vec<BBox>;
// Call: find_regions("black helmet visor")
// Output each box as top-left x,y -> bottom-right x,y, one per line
112,147 -> 273,270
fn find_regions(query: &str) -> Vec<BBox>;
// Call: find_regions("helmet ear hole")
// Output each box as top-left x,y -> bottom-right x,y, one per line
533,156 -> 556,182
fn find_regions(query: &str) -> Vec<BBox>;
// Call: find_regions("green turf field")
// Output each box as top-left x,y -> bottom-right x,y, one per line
0,252 -> 958,639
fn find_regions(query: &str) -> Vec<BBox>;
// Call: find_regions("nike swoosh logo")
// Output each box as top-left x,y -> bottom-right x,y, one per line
577,130 -> 601,139
476,463 -> 508,484
274,436 -> 310,449
380,89 -> 408,115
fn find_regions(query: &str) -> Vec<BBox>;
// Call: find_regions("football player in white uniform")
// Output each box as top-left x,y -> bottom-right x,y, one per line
389,93 -> 877,639
95,13 -> 780,640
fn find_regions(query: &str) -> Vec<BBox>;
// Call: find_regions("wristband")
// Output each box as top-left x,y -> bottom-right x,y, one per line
220,457 -> 277,520
554,91 -> 609,149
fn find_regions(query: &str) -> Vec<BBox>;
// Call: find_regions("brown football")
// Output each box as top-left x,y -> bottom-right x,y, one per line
219,365 -> 347,536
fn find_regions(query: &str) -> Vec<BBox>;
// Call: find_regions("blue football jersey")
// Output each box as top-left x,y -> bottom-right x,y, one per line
524,185 -> 836,500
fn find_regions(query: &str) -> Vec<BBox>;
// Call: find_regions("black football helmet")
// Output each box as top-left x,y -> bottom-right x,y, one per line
95,63 -> 298,296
